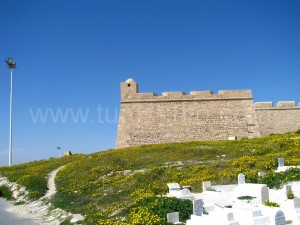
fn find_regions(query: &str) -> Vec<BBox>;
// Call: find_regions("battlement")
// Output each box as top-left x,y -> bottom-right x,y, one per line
121,78 -> 252,102
162,92 -> 186,97
255,101 -> 300,109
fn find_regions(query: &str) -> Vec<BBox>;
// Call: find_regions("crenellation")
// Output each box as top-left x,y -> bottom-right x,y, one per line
255,102 -> 273,109
190,90 -> 214,96
255,101 -> 300,110
117,78 -> 300,148
277,101 -> 296,108
218,90 -> 252,98
162,92 -> 187,97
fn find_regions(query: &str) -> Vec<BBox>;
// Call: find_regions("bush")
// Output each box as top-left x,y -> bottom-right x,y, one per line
263,200 -> 280,207
0,185 -> 14,200
237,196 -> 256,200
18,175 -> 47,199
129,197 -> 193,223
259,172 -> 283,189
260,168 -> 300,189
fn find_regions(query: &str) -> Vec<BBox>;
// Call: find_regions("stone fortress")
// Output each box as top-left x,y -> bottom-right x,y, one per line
116,78 -> 300,148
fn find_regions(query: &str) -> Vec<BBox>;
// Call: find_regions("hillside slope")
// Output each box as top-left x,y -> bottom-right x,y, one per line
1,131 -> 300,224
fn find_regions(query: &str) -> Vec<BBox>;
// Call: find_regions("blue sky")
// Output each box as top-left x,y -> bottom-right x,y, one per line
0,0 -> 300,166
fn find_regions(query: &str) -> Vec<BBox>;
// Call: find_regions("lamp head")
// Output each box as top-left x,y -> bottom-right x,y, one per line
5,57 -> 16,69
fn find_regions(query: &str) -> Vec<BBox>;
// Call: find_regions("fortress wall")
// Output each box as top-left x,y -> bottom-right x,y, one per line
116,79 -> 260,148
116,79 -> 300,148
255,102 -> 300,136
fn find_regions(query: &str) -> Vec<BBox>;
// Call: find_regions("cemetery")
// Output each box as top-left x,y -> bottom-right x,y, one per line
166,158 -> 300,225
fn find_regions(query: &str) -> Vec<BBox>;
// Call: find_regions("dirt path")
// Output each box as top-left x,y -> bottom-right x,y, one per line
43,166 -> 64,199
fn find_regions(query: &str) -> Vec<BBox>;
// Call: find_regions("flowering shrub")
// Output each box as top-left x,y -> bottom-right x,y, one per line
130,197 -> 192,223
259,168 -> 300,189
128,206 -> 166,225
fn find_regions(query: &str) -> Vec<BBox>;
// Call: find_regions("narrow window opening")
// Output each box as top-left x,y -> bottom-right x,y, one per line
127,84 -> 131,87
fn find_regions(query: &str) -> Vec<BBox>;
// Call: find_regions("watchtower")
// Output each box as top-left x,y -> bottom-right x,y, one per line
120,78 -> 138,100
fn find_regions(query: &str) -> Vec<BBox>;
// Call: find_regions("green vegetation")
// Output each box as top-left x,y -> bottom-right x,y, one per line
263,200 -> 280,207
0,185 -> 14,200
0,131 -> 300,224
259,168 -> 300,189
0,155 -> 85,199
287,190 -> 295,199
237,196 -> 256,200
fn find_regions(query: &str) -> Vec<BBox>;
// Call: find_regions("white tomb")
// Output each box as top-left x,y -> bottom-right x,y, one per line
167,183 -> 195,200
167,212 -> 181,224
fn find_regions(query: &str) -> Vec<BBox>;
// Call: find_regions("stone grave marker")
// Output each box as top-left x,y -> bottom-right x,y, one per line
294,198 -> 300,209
238,173 -> 245,185
278,158 -> 284,167
275,210 -> 285,225
286,185 -> 292,198
193,199 -> 204,216
258,172 -> 266,178
167,212 -> 180,224
261,186 -> 269,203
182,188 -> 191,196
167,183 -> 181,191
202,181 -> 211,191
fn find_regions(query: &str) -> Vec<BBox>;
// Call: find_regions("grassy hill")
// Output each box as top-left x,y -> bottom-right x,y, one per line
1,131 -> 300,224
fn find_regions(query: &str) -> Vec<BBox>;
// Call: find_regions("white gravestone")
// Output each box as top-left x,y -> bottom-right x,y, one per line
180,188 -> 195,200
275,210 -> 285,225
294,198 -> 300,223
261,185 -> 269,203
167,183 -> 181,191
193,199 -> 204,216
278,158 -> 285,167
294,198 -> 300,209
182,188 -> 190,196
238,173 -> 246,185
202,181 -> 211,191
167,212 -> 180,224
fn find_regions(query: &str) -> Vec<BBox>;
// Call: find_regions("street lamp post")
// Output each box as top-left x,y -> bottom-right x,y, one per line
57,146 -> 61,157
6,57 -> 16,167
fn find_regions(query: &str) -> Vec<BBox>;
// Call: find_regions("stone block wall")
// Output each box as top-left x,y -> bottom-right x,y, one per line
116,79 -> 261,148
255,102 -> 300,136
116,78 -> 300,148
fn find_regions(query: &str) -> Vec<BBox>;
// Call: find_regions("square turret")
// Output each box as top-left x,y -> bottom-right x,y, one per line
121,78 -> 139,100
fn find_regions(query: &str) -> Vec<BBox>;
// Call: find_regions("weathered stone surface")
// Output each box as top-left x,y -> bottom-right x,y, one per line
275,210 -> 285,225
255,103 -> 300,136
193,199 -> 204,216
116,79 -> 300,148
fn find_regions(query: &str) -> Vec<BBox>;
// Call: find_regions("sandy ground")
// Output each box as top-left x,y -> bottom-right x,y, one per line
0,166 -> 84,225
43,166 -> 63,199
0,199 -> 39,225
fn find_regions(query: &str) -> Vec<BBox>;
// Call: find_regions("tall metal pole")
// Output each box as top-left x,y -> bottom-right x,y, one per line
6,57 -> 16,167
8,68 -> 13,166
